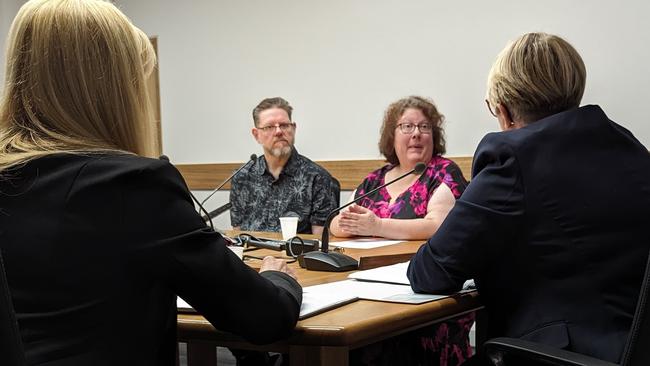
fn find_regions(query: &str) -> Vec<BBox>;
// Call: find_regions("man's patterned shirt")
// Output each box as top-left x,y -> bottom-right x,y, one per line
229,149 -> 340,234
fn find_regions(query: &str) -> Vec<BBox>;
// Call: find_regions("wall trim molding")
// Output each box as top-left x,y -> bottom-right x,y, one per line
176,156 -> 473,191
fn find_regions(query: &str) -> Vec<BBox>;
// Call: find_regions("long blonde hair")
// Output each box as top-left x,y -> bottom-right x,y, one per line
0,0 -> 157,172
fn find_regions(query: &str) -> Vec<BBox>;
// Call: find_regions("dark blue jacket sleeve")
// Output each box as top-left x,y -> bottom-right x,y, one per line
92,159 -> 302,344
407,133 -> 525,294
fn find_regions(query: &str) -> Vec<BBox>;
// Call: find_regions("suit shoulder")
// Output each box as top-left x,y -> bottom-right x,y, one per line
483,125 -> 538,144
74,153 -> 185,190
87,153 -> 166,171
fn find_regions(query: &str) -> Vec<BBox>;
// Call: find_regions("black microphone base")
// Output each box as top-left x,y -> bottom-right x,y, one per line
298,251 -> 359,272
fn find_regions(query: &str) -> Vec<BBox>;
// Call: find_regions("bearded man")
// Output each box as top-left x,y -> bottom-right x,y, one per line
230,97 -> 340,235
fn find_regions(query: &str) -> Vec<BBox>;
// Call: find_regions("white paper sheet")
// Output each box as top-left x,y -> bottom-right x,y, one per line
178,278 -> 451,321
303,279 -> 446,306
349,261 -> 476,290
300,286 -> 358,319
330,238 -> 403,249
348,261 -> 410,285
177,297 -> 194,312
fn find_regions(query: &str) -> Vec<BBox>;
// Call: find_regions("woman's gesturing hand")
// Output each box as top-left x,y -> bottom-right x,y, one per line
337,204 -> 382,236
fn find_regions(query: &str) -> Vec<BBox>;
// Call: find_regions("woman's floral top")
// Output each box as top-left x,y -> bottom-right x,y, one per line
355,156 -> 468,218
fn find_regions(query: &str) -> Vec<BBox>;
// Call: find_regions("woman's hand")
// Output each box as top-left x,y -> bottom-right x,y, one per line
260,256 -> 297,280
336,204 -> 382,236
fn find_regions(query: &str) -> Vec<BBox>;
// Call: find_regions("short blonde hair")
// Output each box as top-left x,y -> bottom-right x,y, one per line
487,32 -> 586,123
0,0 -> 157,172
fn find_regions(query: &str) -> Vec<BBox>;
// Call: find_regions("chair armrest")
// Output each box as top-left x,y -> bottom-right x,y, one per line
484,337 -> 617,366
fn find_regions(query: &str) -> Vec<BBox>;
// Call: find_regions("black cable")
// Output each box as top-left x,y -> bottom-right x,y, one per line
159,155 -> 214,231
238,233 -> 300,263
286,236 -> 305,258
189,192 -> 214,230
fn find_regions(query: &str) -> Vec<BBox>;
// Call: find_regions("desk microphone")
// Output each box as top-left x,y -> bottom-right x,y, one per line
200,154 -> 257,208
298,162 -> 427,272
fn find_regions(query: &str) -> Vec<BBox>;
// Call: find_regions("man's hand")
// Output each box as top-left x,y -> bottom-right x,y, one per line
260,256 -> 297,280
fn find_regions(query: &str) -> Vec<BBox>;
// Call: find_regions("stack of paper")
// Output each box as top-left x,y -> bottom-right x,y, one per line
177,297 -> 193,312
299,262 -> 447,319
178,262 -> 473,320
348,261 -> 410,284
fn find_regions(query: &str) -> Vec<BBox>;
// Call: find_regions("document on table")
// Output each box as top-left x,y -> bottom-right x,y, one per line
348,261 -> 476,290
300,285 -> 358,319
178,260 -> 475,320
330,238 -> 403,249
177,297 -> 194,312
348,261 -> 410,285
300,279 -> 448,319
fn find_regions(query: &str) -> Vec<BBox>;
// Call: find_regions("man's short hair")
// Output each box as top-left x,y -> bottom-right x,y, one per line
252,97 -> 293,127
487,32 -> 586,123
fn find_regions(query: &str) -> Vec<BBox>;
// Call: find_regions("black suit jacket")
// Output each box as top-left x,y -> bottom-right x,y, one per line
408,105 -> 650,362
0,153 -> 302,365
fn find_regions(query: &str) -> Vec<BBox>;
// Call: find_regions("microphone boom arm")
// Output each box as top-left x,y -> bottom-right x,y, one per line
200,155 -> 256,208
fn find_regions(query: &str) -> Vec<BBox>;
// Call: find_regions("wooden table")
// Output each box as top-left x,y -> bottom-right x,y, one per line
177,234 -> 483,366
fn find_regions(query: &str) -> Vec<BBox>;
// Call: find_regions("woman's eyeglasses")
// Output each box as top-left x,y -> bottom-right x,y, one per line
396,122 -> 432,134
485,99 -> 497,117
256,122 -> 295,134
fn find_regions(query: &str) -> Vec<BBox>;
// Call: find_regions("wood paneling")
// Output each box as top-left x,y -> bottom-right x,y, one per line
175,157 -> 473,191
147,37 -> 162,156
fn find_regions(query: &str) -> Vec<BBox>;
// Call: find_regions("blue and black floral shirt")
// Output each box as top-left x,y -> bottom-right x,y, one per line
229,149 -> 340,234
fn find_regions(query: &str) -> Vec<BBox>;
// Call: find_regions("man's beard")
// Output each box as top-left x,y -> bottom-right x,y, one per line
269,144 -> 292,158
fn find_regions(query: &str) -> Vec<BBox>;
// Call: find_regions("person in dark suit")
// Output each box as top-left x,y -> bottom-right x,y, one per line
0,1 -> 301,365
407,32 -> 650,364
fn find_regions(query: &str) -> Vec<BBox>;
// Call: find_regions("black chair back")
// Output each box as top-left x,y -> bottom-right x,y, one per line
484,248 -> 650,366
0,250 -> 26,366
620,249 -> 650,366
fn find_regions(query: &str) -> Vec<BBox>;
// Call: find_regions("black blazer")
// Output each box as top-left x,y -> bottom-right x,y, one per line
408,105 -> 650,362
0,154 -> 302,365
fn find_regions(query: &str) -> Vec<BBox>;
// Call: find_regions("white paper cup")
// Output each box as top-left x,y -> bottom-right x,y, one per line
227,245 -> 244,260
279,217 -> 299,240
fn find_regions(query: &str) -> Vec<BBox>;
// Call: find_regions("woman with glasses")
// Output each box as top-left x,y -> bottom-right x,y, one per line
331,96 -> 473,366
330,95 -> 468,241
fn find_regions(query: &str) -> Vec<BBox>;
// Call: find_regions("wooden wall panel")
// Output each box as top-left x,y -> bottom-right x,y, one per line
147,37 -> 162,156
175,156 -> 473,191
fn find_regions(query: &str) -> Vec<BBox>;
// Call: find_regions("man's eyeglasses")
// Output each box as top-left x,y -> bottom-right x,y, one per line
485,99 -> 497,117
396,122 -> 432,134
257,122 -> 295,134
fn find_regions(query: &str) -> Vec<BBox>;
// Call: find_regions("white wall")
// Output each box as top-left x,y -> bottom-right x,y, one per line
2,1 -> 649,229
1,0 -> 22,90
112,0 -> 650,229
114,0 -> 650,165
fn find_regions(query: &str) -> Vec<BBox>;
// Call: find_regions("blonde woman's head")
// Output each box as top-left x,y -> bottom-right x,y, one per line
486,32 -> 586,124
0,0 -> 157,171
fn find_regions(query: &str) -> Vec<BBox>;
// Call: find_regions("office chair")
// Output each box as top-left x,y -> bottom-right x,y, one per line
0,250 -> 27,366
483,250 -> 650,366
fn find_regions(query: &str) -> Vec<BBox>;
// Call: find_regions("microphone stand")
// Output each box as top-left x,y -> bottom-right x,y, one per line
200,154 -> 257,208
160,154 -> 215,230
299,162 -> 426,272
201,202 -> 232,222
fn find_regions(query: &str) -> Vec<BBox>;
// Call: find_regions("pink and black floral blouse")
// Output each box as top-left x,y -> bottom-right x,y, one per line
355,156 -> 468,219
